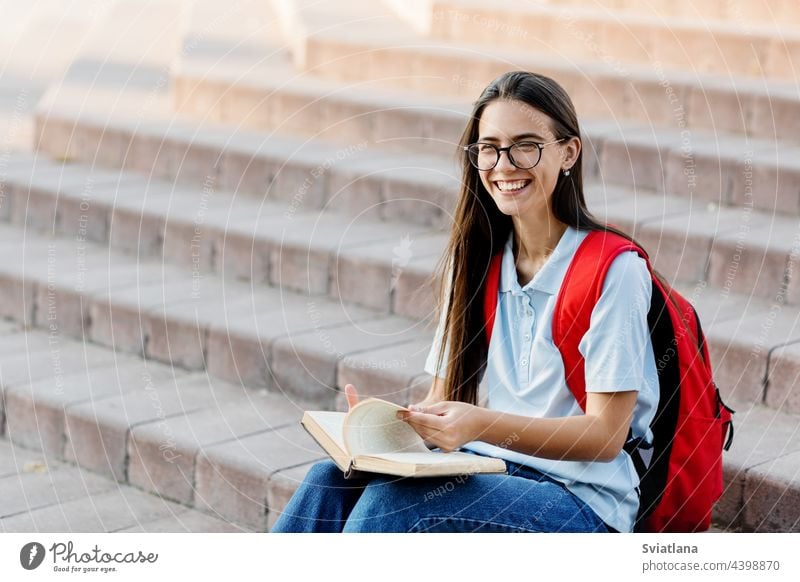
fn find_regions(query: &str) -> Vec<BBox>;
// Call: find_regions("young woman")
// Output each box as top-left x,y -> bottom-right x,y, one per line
272,70 -> 660,533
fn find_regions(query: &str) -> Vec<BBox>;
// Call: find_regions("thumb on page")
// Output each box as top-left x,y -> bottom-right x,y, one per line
344,384 -> 359,409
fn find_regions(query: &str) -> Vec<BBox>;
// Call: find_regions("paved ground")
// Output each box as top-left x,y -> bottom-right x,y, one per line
0,436 -> 252,532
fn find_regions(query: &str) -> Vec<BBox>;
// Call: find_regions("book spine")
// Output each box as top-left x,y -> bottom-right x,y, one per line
343,460 -> 369,480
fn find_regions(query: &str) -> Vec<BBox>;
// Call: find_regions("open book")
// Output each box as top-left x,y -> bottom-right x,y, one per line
301,397 -> 507,478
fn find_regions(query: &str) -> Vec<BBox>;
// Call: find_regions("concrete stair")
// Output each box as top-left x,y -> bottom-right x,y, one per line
390,0 -> 800,82
0,429 -> 249,532
4,150 -> 800,408
288,7 -> 800,146
169,60 -> 800,217
542,0 -> 800,29
1,0 -> 799,532
0,209 -> 434,529
0,319 -> 325,532
3,141 -> 798,530
0,205 -> 431,406
1,301 -> 799,531
30,113 -> 800,309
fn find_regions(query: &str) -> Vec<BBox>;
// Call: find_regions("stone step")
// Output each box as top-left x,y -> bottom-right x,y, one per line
0,218 -> 432,410
3,162 -> 800,418
0,154 -> 446,321
0,321 -> 800,531
0,226 -> 798,532
34,106 -> 459,228
19,114 -> 800,313
171,60 -> 466,158
0,328 -> 311,532
282,3 -> 800,146
275,0 -> 412,62
173,35 -> 800,149
388,0 -> 800,82
29,0 -> 187,129
207,394 -> 800,532
0,320 -> 325,531
179,0 -> 286,68
540,0 -> 800,30
169,63 -> 800,220
8,151 -> 800,329
0,437 -> 247,532
2,319 -> 797,531
712,400 -> 800,532
69,0 -> 183,72
35,96 -> 800,226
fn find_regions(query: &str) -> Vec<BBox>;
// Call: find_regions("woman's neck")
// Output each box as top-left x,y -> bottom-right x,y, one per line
512,215 -> 568,265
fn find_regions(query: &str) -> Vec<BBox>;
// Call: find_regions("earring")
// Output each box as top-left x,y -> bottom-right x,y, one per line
563,168 -> 571,176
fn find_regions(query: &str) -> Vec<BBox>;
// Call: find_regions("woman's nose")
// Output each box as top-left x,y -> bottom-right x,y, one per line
493,148 -> 517,172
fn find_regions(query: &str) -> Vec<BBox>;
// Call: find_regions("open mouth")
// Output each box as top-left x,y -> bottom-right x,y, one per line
493,179 -> 532,194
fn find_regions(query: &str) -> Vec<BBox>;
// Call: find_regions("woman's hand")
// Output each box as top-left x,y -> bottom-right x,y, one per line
396,401 -> 487,452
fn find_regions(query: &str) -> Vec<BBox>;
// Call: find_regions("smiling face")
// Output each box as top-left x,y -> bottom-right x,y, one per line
475,99 -> 577,221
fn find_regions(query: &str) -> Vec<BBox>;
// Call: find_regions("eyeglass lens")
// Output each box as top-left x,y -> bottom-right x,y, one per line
468,143 -> 542,170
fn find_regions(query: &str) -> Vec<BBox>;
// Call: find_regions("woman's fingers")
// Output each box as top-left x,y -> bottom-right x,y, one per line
400,410 -> 446,433
408,401 -> 448,414
405,421 -> 438,443
344,384 -> 359,410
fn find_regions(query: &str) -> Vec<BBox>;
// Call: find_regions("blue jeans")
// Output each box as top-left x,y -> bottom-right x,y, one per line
271,451 -> 611,533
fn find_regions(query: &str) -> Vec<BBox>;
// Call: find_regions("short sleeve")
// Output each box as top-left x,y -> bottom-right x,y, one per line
578,251 -> 653,393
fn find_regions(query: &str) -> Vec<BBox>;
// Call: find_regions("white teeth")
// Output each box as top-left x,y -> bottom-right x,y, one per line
496,180 -> 530,192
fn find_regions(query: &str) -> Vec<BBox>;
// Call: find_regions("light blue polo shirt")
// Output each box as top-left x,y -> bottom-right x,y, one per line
424,225 -> 659,533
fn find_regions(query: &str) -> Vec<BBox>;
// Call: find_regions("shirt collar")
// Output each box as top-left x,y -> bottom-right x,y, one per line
499,225 -> 582,295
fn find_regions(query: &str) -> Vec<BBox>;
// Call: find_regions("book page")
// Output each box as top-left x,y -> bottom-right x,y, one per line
304,411 -> 347,453
365,451 -> 481,465
353,450 -> 507,477
344,399 -> 429,457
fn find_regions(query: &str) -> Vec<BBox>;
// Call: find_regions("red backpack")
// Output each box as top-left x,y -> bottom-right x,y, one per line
483,229 -> 734,532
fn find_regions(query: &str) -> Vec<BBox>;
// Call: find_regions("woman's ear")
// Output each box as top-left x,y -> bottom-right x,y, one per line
562,136 -> 581,171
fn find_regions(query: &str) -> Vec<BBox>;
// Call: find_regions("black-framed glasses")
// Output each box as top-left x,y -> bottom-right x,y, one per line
463,139 -> 565,171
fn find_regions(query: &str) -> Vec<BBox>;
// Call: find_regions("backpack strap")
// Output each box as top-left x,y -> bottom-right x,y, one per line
552,230 -> 648,411
483,252 -> 503,346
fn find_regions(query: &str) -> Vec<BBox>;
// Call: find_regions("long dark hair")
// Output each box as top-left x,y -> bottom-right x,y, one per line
434,70 -> 675,404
